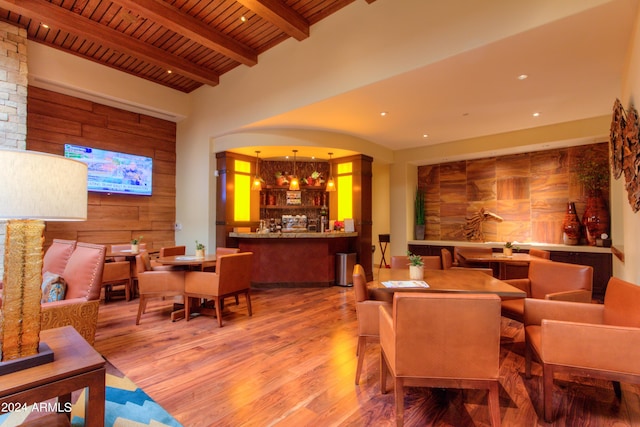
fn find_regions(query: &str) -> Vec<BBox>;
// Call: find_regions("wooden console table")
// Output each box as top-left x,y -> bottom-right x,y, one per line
0,326 -> 106,426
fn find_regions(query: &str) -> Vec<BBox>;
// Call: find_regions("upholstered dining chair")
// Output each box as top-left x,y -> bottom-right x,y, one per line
353,263 -> 390,385
380,292 -> 502,426
529,248 -> 551,259
501,260 -> 592,323
159,245 -> 186,257
203,247 -> 241,272
523,276 -> 640,423
135,251 -> 186,325
184,252 -> 253,327
441,248 -> 493,276
390,255 -> 441,270
101,260 -> 132,302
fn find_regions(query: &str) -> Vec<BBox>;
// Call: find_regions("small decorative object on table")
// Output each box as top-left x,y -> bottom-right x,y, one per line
503,242 -> 514,257
407,251 -> 424,280
195,240 -> 205,258
131,235 -> 143,253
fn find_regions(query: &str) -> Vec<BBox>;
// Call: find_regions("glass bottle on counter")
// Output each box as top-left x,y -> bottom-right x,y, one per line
320,204 -> 328,233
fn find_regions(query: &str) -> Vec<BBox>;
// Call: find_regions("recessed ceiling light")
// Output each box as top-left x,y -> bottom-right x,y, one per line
380,111 -> 388,117
167,70 -> 173,74
41,23 -> 49,29
533,112 -> 540,117
240,16 -> 247,22
518,74 -> 528,80
422,134 -> 429,138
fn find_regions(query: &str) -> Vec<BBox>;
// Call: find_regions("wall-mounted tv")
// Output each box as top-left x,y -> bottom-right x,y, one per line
64,144 -> 153,196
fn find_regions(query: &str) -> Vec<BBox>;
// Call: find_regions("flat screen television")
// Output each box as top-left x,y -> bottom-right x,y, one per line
64,144 -> 153,196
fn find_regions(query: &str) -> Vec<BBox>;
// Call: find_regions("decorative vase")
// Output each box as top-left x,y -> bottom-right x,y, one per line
409,265 -> 424,280
503,247 -> 512,257
196,249 -> 205,258
415,224 -> 425,240
582,191 -> 610,246
562,202 -> 581,245
131,244 -> 139,253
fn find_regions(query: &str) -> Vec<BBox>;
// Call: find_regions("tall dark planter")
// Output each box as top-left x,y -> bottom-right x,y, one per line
415,224 -> 425,240
582,191 -> 609,246
562,202 -> 581,245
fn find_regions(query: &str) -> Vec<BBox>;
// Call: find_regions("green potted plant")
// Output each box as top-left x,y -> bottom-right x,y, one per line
503,241 -> 513,257
195,240 -> 205,258
576,155 -> 610,246
407,251 -> 424,280
414,187 -> 426,240
131,235 -> 143,253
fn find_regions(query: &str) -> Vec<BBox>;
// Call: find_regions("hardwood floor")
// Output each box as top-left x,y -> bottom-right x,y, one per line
94,286 -> 640,426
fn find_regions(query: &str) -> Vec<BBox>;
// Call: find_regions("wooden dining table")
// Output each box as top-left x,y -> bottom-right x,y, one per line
370,268 -> 526,299
456,248 -> 545,279
155,254 -> 218,271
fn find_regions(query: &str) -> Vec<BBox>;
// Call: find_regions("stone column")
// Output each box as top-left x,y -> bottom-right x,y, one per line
0,21 -> 28,278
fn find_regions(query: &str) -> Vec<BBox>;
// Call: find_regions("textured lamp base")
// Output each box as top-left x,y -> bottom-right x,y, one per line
0,219 -> 44,361
0,341 -> 53,376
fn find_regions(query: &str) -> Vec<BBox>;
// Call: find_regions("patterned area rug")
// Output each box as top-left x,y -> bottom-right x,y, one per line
0,359 -> 182,427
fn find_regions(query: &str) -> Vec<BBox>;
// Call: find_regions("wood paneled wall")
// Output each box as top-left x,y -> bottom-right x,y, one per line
26,87 -> 177,251
419,142 -> 610,244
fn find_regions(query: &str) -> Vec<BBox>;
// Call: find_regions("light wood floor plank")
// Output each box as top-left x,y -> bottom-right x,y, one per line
95,287 -> 640,426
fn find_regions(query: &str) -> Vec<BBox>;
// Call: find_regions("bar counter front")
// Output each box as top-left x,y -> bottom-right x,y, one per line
229,231 -> 358,287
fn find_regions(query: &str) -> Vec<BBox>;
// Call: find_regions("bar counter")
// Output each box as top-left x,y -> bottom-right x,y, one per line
229,231 -> 358,287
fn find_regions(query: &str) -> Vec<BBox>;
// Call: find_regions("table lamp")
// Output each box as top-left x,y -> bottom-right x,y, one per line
0,148 -> 87,373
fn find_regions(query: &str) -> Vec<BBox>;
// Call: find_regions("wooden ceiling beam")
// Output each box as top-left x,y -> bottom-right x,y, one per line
236,0 -> 309,41
0,0 -> 219,87
111,0 -> 257,66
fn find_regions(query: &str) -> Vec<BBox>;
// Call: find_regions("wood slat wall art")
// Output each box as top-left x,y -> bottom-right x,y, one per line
26,87 -> 177,252
419,142 -> 610,244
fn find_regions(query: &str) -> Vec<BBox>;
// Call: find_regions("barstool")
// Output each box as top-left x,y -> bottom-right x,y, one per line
378,234 -> 390,269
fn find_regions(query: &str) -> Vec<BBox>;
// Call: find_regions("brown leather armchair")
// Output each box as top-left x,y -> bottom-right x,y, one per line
184,252 -> 253,327
502,260 -> 592,323
135,251 -> 186,325
380,292 -> 502,426
390,255 -> 441,269
524,276 -> 640,422
41,242 -> 106,345
353,264 -> 390,385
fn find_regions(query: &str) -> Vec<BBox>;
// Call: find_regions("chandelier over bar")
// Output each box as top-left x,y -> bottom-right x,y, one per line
252,151 -> 262,191
289,149 -> 300,191
326,152 -> 336,192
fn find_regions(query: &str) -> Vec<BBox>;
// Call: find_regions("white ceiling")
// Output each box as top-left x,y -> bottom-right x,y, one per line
231,0 -> 637,161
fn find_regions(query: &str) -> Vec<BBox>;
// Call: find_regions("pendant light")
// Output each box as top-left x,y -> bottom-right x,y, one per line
252,150 -> 262,191
326,152 -> 336,192
289,149 -> 300,191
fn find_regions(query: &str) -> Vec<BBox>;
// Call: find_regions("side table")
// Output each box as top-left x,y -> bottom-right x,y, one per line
0,326 -> 106,427
378,234 -> 390,269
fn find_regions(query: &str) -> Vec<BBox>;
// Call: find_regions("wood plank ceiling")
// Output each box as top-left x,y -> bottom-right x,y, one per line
0,0 -> 375,93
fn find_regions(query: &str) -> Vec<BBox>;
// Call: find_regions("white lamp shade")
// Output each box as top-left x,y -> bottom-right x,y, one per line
0,149 -> 88,220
